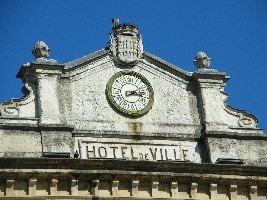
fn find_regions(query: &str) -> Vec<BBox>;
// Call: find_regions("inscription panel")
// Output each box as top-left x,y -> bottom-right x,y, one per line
76,139 -> 202,163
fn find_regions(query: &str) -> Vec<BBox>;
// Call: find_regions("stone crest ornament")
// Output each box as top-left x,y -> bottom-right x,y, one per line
32,41 -> 50,59
109,22 -> 143,65
194,52 -> 211,70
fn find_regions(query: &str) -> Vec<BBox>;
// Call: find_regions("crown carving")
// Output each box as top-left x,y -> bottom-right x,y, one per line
112,23 -> 139,36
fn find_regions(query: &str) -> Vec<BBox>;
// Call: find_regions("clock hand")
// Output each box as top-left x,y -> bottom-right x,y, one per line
126,90 -> 137,96
135,91 -> 145,96
134,86 -> 146,92
125,90 -> 145,96
126,86 -> 146,96
135,86 -> 146,96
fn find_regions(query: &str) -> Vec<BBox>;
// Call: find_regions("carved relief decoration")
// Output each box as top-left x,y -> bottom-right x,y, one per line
0,82 -> 36,117
222,91 -> 258,128
0,64 -> 37,118
109,23 -> 143,65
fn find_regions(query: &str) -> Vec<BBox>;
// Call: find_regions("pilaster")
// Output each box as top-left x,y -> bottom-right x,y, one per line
170,181 -> 178,198
151,177 -> 159,197
210,183 -> 217,199
131,176 -> 139,196
5,178 -> 15,196
111,177 -> 119,196
34,62 -> 64,124
229,184 -> 237,200
91,178 -> 99,197
249,185 -> 257,200
190,182 -> 198,198
193,70 -> 229,132
28,178 -> 37,196
17,60 -> 64,125
70,178 -> 78,196
50,178 -> 58,195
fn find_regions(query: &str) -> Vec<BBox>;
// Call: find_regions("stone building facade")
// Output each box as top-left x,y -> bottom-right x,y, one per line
0,22 -> 266,199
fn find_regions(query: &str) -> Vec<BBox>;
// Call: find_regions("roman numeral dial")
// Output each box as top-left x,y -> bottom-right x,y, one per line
106,71 -> 154,116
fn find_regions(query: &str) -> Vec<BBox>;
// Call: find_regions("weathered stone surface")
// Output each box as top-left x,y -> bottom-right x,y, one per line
0,22 -> 265,163
193,70 -> 261,132
207,136 -> 267,165
75,137 -> 204,162
41,131 -> 74,153
32,41 -> 50,59
0,158 -> 266,199
194,51 -> 211,70
0,129 -> 42,158
0,22 -> 266,199
110,23 -> 143,65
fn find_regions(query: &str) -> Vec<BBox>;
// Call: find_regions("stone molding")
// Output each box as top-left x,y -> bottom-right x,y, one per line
0,123 -> 74,131
0,158 -> 266,199
0,158 -> 267,177
193,70 -> 261,133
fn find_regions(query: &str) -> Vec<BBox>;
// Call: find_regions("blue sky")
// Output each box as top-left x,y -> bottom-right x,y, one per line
0,1 -> 266,131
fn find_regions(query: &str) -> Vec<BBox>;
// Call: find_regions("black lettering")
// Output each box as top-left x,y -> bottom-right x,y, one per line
98,146 -> 107,158
116,96 -> 122,101
87,146 -> 96,158
183,150 -> 189,161
149,148 -> 157,160
145,153 -> 149,161
110,147 -> 118,158
121,147 -> 129,159
165,149 -> 171,160
173,149 -> 180,160
131,147 -> 138,160
160,148 -> 164,160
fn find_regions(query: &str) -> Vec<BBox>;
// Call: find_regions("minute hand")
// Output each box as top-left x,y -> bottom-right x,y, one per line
126,87 -> 146,96
135,90 -> 145,96
134,86 -> 146,93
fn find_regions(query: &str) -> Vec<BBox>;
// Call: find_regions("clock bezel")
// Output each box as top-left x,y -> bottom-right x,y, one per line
106,71 -> 154,117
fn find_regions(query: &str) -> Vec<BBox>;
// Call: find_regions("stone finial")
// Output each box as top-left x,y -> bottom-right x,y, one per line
194,52 -> 211,70
32,41 -> 50,59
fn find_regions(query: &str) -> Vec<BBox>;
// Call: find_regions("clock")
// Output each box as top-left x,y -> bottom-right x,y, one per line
106,71 -> 154,116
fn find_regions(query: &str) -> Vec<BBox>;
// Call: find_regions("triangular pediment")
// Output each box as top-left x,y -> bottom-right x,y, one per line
64,49 -> 192,81
58,48 -> 201,137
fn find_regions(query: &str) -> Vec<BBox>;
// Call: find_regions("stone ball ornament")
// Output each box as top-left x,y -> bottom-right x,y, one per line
194,52 -> 211,70
32,41 -> 50,59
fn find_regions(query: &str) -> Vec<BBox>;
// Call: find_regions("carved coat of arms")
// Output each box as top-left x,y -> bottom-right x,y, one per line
110,23 -> 143,65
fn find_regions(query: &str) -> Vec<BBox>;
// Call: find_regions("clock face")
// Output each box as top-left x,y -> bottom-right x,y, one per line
106,71 -> 154,116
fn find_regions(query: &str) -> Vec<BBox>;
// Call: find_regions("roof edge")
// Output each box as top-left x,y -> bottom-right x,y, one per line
64,48 -> 109,69
143,51 -> 192,77
63,49 -> 193,80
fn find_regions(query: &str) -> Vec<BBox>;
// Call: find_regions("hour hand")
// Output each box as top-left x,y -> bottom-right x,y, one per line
126,90 -> 136,96
126,90 -> 144,96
